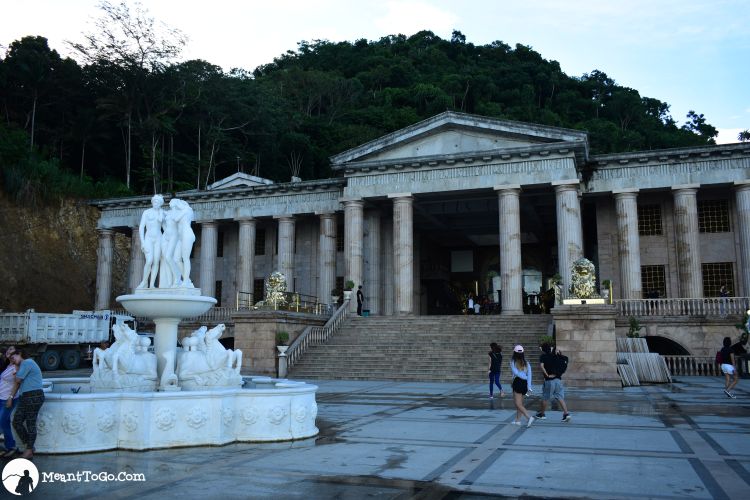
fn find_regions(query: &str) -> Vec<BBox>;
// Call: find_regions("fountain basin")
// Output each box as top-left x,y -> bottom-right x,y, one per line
116,292 -> 216,318
33,378 -> 318,453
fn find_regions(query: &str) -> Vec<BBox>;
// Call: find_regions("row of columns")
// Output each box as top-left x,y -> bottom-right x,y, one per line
95,180 -> 750,311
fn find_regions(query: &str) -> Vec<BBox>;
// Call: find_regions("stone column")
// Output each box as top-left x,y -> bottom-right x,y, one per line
381,216 -> 395,316
128,226 -> 144,293
276,216 -> 296,290
364,209 -> 381,315
236,217 -> 256,298
343,199 -> 364,312
553,181 -> 584,294
390,194 -> 414,315
318,212 -> 337,305
199,221 -> 218,297
613,190 -> 642,299
95,229 -> 114,310
735,181 -> 750,296
672,185 -> 703,298
496,185 -> 522,314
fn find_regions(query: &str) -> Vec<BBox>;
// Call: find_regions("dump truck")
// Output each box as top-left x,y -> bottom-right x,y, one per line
0,309 -> 134,370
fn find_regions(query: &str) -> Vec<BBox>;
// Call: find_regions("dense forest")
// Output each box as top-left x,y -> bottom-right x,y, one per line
0,2 -> 723,205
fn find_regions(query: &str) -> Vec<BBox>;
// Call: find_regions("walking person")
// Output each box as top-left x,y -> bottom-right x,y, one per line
0,346 -> 19,457
719,284 -> 729,318
535,343 -> 572,422
488,343 -> 505,398
510,345 -> 535,427
7,349 -> 44,459
356,285 -> 364,316
720,336 -> 739,398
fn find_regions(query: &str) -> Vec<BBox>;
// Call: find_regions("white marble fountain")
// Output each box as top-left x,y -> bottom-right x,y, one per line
34,195 -> 318,453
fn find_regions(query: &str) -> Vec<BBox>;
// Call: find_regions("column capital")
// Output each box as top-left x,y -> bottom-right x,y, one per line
612,188 -> 639,195
273,214 -> 295,221
339,197 -> 364,204
734,180 -> 750,192
234,216 -> 255,223
387,192 -> 412,199
613,190 -> 639,201
196,219 -> 218,226
98,228 -> 115,237
493,184 -> 521,192
551,179 -> 580,187
671,184 -> 700,192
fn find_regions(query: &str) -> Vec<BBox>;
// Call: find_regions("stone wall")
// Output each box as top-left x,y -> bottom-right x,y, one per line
553,304 -> 620,387
232,311 -> 326,376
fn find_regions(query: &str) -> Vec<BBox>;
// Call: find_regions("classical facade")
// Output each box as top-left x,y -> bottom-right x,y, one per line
93,112 -> 750,315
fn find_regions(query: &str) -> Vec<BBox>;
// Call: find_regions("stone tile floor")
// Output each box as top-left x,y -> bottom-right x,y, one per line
2,375 -> 748,499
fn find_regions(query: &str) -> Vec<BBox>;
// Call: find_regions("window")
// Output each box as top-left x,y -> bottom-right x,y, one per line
253,279 -> 265,302
215,281 -> 223,307
336,231 -> 344,252
698,199 -> 730,233
217,230 -> 224,257
641,265 -> 666,298
637,204 -> 663,236
255,229 -> 265,255
702,262 -> 734,297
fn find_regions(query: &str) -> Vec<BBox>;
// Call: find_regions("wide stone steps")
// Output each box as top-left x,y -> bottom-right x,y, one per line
290,315 -> 551,382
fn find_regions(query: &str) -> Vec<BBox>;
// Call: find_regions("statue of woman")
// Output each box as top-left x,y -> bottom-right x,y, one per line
137,194 -> 164,288
161,202 -> 181,287
170,198 -> 196,287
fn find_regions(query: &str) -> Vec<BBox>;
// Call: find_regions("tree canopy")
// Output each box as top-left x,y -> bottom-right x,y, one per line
0,17 -> 720,203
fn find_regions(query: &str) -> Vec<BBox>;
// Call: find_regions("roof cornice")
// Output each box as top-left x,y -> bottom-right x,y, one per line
589,143 -> 750,167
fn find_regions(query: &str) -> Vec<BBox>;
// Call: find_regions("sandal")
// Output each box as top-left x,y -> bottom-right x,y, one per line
2,449 -> 19,458
20,449 -> 34,460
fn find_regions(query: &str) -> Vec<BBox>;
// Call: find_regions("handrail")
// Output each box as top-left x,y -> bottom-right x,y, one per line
662,355 -> 721,376
287,299 -> 350,370
616,297 -> 749,317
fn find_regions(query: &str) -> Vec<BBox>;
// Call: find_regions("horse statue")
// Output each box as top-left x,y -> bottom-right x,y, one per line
176,323 -> 243,390
90,322 -> 157,392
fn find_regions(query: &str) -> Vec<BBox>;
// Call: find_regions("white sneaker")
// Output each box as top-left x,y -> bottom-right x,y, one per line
511,420 -> 521,425
527,416 -> 535,428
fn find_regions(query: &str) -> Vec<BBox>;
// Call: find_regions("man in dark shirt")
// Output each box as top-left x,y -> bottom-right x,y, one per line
535,343 -> 571,422
356,285 -> 364,316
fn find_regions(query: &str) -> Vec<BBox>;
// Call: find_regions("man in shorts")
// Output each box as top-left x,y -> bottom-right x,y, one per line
535,343 -> 571,422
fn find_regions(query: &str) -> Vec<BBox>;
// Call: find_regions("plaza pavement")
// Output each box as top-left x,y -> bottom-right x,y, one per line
2,375 -> 749,499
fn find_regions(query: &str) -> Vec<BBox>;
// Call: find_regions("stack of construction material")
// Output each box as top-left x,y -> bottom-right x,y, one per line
616,337 -> 672,386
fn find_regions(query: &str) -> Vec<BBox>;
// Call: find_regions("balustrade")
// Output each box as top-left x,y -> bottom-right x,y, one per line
617,297 -> 749,317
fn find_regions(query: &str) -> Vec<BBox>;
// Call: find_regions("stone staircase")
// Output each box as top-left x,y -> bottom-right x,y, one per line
289,315 -> 553,382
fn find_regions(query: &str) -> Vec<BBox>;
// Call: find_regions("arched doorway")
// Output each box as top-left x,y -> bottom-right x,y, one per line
645,336 -> 689,355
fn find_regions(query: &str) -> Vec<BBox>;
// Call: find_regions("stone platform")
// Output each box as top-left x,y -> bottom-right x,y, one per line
10,373 -> 749,499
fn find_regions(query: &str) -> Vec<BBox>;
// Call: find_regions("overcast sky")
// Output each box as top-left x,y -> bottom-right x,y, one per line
2,0 -> 748,143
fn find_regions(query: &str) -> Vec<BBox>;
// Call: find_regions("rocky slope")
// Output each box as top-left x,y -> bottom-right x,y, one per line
0,193 -> 130,312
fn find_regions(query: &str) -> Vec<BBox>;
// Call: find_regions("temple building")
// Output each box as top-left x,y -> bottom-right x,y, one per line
92,111 -> 750,316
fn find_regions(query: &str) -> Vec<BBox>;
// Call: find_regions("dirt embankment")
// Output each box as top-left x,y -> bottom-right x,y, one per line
0,193 -> 130,312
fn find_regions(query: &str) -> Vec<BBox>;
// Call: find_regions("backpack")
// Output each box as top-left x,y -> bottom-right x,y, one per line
715,351 -> 723,365
555,353 -> 569,375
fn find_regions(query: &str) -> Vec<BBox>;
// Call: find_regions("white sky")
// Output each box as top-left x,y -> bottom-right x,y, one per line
2,0 -> 748,144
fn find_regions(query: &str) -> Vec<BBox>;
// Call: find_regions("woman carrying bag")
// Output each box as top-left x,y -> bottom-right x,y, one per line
510,345 -> 535,427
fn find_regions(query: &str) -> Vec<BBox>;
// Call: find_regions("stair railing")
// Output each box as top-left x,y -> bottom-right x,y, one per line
287,299 -> 350,370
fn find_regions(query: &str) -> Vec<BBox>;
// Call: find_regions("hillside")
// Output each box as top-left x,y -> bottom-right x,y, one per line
0,193 -> 129,312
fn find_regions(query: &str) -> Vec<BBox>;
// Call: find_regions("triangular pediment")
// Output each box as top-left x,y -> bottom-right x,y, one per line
207,172 -> 274,190
331,111 -> 588,166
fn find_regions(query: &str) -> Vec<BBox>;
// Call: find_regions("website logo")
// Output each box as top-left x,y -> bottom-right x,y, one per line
2,458 -> 39,496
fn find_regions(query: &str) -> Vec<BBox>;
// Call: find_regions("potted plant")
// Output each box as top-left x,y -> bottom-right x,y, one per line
343,280 -> 355,300
601,279 -> 611,301
276,331 -> 289,354
330,288 -> 340,304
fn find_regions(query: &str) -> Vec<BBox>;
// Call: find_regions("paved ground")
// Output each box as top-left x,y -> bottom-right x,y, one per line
2,375 -> 749,499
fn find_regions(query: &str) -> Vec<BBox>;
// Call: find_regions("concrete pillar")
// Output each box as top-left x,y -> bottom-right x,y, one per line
381,215 -> 395,316
128,226 -> 144,293
614,190 -> 643,299
318,212 -> 337,305
672,186 -> 703,298
95,229 -> 114,310
236,218 -> 256,299
199,221 -> 218,297
390,194 -> 414,315
553,181 -> 584,294
343,199 -> 364,312
364,209 -> 381,315
496,185 -> 523,314
735,181 -> 750,296
276,216 -> 296,290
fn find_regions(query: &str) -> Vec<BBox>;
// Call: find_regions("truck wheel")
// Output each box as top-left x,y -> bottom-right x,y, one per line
40,350 -> 61,371
62,350 -> 81,370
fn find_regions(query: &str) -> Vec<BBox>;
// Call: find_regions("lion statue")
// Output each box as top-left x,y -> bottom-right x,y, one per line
569,257 -> 599,299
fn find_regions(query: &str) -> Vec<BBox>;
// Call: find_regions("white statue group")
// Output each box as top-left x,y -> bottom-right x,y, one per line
91,321 -> 243,392
138,194 -> 196,289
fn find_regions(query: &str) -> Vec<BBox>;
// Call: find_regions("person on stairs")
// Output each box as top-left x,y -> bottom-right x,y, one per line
488,343 -> 505,398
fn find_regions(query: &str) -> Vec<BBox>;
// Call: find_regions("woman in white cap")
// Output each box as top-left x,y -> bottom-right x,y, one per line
510,345 -> 535,427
